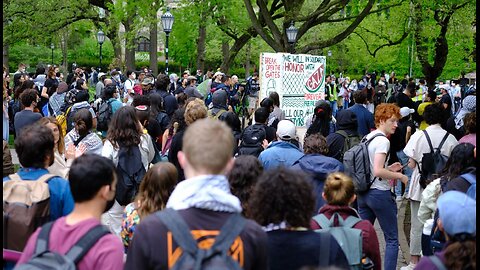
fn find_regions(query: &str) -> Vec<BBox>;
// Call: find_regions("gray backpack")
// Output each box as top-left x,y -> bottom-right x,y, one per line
313,213 -> 363,270
15,222 -> 110,270
343,133 -> 386,193
156,208 -> 246,270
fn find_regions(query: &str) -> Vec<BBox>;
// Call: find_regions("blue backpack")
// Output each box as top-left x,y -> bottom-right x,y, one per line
461,173 -> 476,200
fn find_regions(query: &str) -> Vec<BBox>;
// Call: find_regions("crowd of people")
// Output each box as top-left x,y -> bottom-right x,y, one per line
2,62 -> 477,270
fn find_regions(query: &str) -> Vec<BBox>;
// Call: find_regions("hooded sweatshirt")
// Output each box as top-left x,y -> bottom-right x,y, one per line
326,109 -> 360,162
292,154 -> 344,212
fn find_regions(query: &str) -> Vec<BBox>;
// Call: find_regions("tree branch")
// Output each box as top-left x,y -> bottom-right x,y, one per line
325,1 -> 404,23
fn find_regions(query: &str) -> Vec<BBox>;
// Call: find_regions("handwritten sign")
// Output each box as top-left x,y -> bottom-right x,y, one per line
259,53 -> 326,126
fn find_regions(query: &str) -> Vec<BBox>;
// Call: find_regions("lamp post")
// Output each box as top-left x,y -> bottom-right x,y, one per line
96,29 -> 105,71
50,43 -> 54,65
286,22 -> 298,53
161,7 -> 174,75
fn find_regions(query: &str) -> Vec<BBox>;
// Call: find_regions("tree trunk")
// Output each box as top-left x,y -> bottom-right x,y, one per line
220,33 -> 253,75
149,20 -> 158,75
124,17 -> 136,71
245,41 -> 251,80
3,45 -> 9,72
196,7 -> 207,73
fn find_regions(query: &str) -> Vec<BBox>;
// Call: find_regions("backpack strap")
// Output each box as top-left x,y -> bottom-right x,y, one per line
341,216 -> 362,229
210,214 -> 246,254
436,132 -> 450,151
422,130 -> 434,153
335,130 -> 348,138
429,255 -> 447,270
461,173 -> 475,185
64,224 -> 110,264
8,173 -> 55,183
34,221 -> 55,255
156,208 -> 199,257
312,214 -> 332,229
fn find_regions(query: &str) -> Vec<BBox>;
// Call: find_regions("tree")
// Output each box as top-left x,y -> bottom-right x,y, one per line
411,0 -> 475,89
243,0 -> 404,54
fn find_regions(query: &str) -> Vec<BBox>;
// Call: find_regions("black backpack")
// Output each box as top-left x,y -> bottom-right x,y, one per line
115,145 -> 147,206
15,221 -> 110,270
418,131 -> 450,189
156,208 -> 246,270
96,99 -> 114,132
236,125 -> 266,158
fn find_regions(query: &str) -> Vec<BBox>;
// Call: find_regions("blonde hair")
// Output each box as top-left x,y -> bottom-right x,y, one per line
323,172 -> 355,205
182,118 -> 234,174
184,98 -> 207,125
37,117 -> 65,155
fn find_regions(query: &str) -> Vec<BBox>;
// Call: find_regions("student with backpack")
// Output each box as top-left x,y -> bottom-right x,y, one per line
249,167 -> 349,270
3,124 -> 74,252
351,103 -> 408,270
15,154 -> 124,270
402,103 -> 458,270
418,143 -> 475,257
326,109 -> 361,162
348,91 -> 375,137
66,90 -> 97,134
415,191 -> 476,270
97,84 -> 123,138
125,119 -> 268,270
292,133 -> 344,212
311,172 -> 381,270
101,106 -> 155,237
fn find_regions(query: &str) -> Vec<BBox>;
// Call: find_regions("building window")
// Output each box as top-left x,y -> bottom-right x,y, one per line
137,37 -> 150,52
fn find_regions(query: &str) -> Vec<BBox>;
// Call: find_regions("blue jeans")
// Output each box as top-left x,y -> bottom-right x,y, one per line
395,150 -> 412,197
330,100 -> 338,118
358,189 -> 399,270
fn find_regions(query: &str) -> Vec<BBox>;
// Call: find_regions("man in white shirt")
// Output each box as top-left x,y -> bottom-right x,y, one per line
123,70 -> 136,105
401,102 -> 458,270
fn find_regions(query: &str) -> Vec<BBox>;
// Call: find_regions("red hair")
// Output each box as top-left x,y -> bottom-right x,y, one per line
374,103 -> 401,127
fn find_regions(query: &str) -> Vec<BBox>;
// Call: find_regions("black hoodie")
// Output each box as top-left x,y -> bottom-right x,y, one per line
326,110 -> 360,162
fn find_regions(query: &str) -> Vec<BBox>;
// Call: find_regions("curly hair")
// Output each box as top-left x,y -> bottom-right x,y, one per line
323,172 -> 355,206
423,102 -> 445,125
106,106 -> 143,148
444,239 -> 476,270
374,103 -> 401,127
135,162 -> 178,218
249,167 -> 315,228
463,112 -> 476,135
184,98 -> 207,125
37,116 -> 65,155
227,155 -> 263,217
303,133 -> 328,155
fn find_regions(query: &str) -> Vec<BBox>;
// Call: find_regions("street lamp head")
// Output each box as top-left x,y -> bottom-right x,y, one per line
286,22 -> 298,44
327,50 -> 332,57
50,43 -> 54,49
161,7 -> 174,34
97,30 -> 105,45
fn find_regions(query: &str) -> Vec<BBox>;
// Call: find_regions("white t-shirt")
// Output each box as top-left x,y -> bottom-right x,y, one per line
124,79 -> 135,104
365,129 -> 391,191
403,124 -> 458,201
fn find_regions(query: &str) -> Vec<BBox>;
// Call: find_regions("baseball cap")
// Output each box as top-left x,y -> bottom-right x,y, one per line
187,75 -> 197,81
437,190 -> 476,236
213,71 -> 224,78
98,72 -> 106,78
276,120 -> 296,141
141,77 -> 153,85
400,107 -> 415,118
